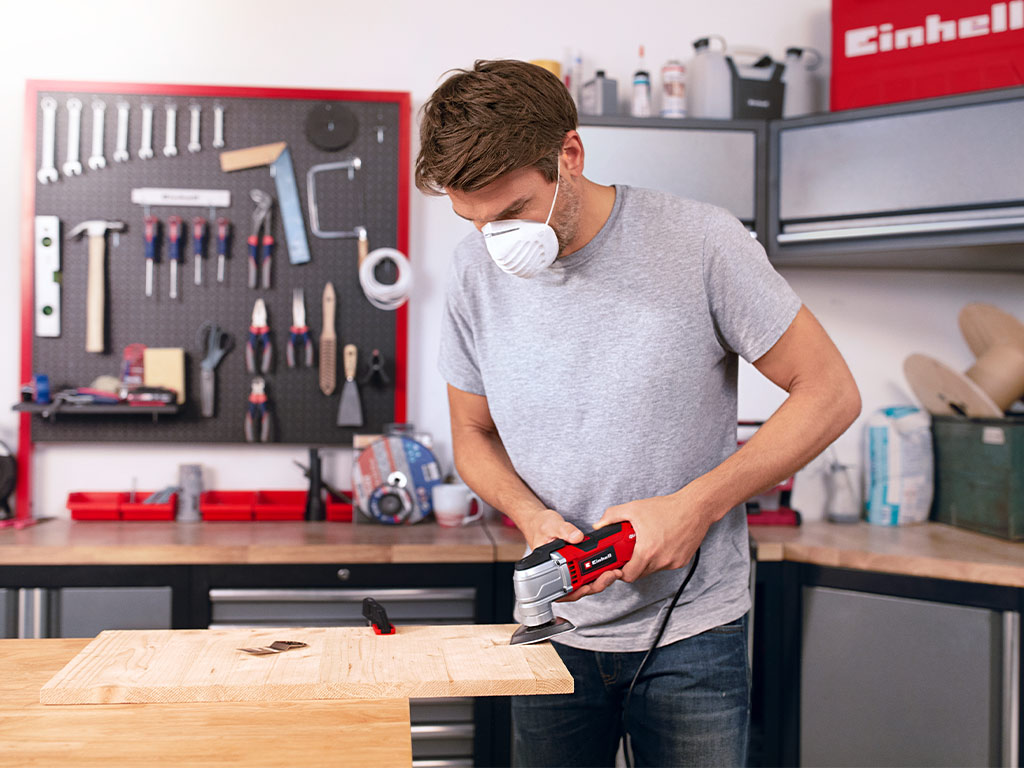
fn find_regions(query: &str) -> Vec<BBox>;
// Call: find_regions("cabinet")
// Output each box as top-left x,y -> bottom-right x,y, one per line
768,87 -> 1024,269
579,116 -> 768,242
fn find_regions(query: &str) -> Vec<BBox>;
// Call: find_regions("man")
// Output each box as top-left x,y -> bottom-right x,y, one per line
416,59 -> 860,767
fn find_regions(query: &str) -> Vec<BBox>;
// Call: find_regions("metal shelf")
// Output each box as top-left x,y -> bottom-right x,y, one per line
12,402 -> 179,423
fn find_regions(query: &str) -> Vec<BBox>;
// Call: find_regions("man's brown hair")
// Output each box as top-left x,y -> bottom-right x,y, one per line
415,59 -> 578,195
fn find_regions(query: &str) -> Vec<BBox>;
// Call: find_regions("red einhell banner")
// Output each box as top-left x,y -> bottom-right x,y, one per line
832,0 -> 1024,110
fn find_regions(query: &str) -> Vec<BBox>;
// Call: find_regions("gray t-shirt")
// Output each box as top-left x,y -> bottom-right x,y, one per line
439,185 -> 801,652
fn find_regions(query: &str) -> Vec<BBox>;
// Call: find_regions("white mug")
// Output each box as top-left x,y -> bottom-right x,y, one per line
431,483 -> 483,527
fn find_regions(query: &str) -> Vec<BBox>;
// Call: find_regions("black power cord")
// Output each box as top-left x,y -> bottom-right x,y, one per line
622,547 -> 701,768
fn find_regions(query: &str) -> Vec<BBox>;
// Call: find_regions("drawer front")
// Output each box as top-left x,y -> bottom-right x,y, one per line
208,587 -> 476,627
579,125 -> 757,224
779,99 -> 1024,221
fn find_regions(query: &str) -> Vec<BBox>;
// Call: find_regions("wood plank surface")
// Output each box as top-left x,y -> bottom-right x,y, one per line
0,519 -> 494,564
41,624 -> 573,705
3,638 -> 413,767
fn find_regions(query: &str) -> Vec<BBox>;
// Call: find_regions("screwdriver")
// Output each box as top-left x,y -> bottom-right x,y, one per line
167,215 -> 182,299
216,217 -> 230,283
193,217 -> 207,286
144,215 -> 159,298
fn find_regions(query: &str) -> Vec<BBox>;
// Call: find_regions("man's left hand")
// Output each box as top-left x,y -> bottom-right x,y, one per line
595,490 -> 716,583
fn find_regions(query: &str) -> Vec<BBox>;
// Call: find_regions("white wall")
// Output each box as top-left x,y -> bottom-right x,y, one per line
2,0 -> 1022,519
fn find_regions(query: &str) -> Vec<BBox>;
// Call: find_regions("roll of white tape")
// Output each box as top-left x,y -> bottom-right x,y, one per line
359,247 -> 412,311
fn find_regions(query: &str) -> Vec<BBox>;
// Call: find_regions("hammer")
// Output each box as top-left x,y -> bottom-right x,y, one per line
69,220 -> 125,353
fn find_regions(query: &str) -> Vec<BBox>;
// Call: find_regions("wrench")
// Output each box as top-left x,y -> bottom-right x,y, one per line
113,101 -> 130,162
88,100 -> 106,170
213,104 -> 225,148
163,104 -> 178,157
139,103 -> 154,159
188,103 -> 201,153
62,97 -> 83,176
37,97 -> 59,184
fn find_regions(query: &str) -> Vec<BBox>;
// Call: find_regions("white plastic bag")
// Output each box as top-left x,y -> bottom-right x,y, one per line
863,407 -> 934,526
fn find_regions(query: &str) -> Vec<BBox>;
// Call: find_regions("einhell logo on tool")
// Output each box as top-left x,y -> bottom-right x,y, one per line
581,547 -> 616,573
831,0 -> 1024,110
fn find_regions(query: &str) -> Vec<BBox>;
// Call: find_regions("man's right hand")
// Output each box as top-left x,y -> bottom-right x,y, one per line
518,509 -> 623,602
519,508 -> 584,550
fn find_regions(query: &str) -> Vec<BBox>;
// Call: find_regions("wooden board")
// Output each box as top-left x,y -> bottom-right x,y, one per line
4,638 -> 413,767
959,302 -> 1024,358
41,624 -> 572,705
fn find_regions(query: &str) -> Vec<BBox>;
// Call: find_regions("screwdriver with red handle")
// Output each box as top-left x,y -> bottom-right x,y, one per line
193,217 -> 207,286
216,217 -> 230,283
167,215 -> 182,300
144,215 -> 159,298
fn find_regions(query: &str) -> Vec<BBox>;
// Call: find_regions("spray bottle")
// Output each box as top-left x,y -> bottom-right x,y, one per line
631,45 -> 652,117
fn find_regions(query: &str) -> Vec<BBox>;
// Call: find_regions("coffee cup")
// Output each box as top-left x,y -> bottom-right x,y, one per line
431,483 -> 483,527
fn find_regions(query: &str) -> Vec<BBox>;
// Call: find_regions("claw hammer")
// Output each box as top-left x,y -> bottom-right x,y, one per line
69,220 -> 125,353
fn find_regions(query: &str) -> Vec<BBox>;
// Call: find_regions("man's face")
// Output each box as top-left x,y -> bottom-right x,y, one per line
448,162 -> 582,258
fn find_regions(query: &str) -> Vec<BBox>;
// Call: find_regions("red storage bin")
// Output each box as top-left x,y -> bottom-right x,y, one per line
254,490 -> 306,521
67,492 -> 125,520
200,491 -> 256,521
121,492 -> 177,521
326,491 -> 354,522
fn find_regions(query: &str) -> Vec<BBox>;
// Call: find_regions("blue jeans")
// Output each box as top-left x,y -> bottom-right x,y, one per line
511,615 -> 750,767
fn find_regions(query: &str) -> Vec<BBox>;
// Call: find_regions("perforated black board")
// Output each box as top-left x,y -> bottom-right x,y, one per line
26,82 -> 408,445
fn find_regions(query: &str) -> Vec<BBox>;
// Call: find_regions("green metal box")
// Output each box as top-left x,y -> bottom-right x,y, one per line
930,415 -> 1024,541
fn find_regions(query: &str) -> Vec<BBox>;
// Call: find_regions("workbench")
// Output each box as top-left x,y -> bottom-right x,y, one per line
0,637 -> 414,767
2,517 -> 1023,767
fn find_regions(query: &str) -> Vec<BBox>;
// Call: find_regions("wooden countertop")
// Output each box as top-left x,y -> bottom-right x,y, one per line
3,518 -> 1023,590
0,638 -> 413,767
491,519 -> 1024,589
0,519 -> 495,565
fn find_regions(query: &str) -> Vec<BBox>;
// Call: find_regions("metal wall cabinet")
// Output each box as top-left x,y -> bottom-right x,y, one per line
768,86 -> 1024,270
197,563 -> 501,768
578,116 -> 769,243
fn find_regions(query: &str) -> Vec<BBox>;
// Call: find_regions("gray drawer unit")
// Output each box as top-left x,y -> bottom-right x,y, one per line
208,586 -> 476,627
800,585 -> 1019,767
12,586 -> 173,638
208,585 -> 478,765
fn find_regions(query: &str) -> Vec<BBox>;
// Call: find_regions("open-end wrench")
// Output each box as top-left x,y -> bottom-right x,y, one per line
37,97 -> 59,184
113,101 -> 130,162
139,103 -> 154,159
88,100 -> 106,170
188,103 -> 201,153
163,104 -> 178,157
63,97 -> 83,176
213,104 -> 225,148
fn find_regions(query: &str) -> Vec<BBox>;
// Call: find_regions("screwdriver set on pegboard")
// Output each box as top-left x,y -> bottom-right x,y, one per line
18,80 -> 410,447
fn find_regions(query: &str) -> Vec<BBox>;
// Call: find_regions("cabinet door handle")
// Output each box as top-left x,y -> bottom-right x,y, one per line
778,214 -> 1024,244
1004,610 -> 1020,768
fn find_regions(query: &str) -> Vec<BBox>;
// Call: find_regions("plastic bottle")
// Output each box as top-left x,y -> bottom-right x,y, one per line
581,70 -> 618,116
631,45 -> 652,117
660,59 -> 687,117
782,47 -> 824,118
685,35 -> 732,119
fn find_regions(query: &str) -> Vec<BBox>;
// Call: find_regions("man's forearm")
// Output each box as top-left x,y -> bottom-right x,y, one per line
452,425 -> 548,528
680,378 -> 861,523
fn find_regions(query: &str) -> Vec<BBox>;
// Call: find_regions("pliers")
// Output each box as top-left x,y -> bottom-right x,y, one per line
246,298 -> 272,374
244,376 -> 271,443
248,189 -> 274,289
287,288 -> 314,368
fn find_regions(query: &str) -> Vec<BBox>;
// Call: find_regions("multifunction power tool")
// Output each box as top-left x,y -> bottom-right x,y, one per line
509,521 -> 636,645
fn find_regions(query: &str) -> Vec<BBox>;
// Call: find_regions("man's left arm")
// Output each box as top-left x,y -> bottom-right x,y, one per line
596,305 -> 861,583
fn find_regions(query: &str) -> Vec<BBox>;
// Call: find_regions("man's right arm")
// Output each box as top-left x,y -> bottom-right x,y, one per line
448,384 -> 584,550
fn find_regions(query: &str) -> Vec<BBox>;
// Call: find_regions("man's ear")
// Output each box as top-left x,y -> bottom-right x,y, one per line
562,130 -> 585,176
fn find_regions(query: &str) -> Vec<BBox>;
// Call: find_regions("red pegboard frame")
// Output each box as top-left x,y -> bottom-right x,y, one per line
17,79 -> 411,520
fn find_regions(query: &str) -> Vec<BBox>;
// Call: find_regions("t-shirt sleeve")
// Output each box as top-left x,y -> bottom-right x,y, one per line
438,257 -> 486,395
702,207 -> 802,362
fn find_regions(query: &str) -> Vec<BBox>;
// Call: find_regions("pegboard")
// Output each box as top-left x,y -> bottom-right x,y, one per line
20,80 -> 409,449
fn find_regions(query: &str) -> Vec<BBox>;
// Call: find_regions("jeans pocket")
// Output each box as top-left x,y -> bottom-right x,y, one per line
707,618 -> 746,636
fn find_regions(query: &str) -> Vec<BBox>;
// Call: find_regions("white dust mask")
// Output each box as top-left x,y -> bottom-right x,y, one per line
481,173 -> 561,278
